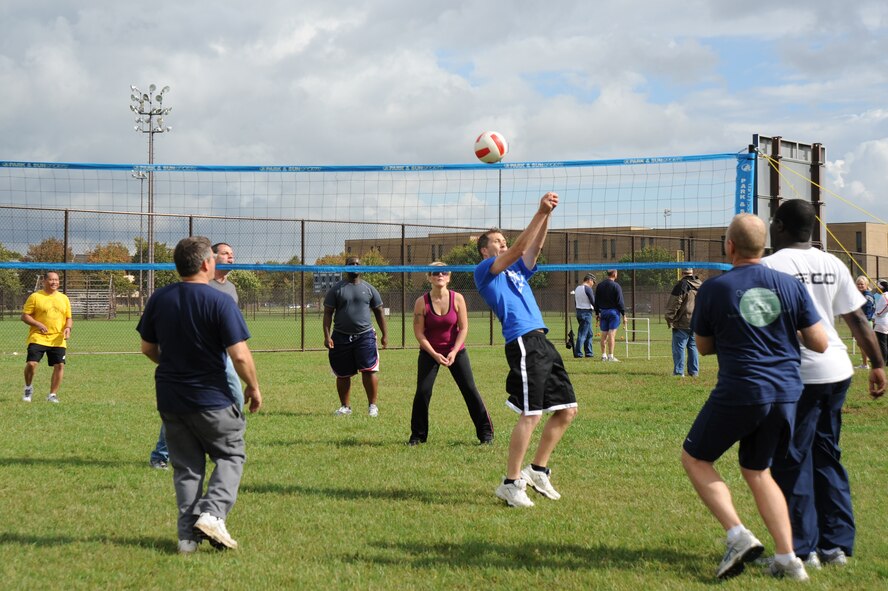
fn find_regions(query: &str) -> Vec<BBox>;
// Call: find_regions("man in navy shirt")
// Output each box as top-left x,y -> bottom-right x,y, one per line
682,214 -> 827,581
594,269 -> 625,362
475,191 -> 578,508
137,236 -> 262,554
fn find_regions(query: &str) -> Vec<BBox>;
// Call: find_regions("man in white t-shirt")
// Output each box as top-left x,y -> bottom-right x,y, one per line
762,199 -> 885,569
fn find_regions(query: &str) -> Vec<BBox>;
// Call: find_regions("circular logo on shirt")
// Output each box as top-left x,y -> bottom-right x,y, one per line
739,287 -> 781,327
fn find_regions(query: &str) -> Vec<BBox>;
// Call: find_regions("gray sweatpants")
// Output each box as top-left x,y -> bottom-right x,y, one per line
160,405 -> 246,541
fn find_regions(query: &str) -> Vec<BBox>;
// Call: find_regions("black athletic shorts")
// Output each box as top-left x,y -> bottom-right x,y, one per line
26,343 -> 67,366
504,330 -> 577,416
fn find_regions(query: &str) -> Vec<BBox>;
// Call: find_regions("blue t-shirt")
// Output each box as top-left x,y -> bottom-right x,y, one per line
323,279 -> 383,335
691,264 -> 820,406
136,282 -> 251,413
474,257 -> 546,343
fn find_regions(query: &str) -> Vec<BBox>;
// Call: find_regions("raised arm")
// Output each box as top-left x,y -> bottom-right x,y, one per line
489,192 -> 558,275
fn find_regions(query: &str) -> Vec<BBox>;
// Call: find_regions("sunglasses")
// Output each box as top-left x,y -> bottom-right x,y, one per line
430,271 -> 450,277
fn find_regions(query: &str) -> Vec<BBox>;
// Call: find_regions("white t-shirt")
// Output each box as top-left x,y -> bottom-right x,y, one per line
762,247 -> 865,384
874,293 -> 888,334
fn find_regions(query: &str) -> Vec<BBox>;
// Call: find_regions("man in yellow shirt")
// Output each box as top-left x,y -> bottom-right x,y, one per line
21,271 -> 72,403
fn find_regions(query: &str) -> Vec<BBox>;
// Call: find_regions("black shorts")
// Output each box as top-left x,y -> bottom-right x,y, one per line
328,330 -> 380,378
26,343 -> 67,366
683,398 -> 795,471
504,330 -> 577,416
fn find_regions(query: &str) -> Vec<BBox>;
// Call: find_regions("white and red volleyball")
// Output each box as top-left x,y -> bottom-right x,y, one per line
474,131 -> 508,163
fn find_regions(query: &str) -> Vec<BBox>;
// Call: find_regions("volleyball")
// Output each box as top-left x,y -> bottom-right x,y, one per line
474,131 -> 508,163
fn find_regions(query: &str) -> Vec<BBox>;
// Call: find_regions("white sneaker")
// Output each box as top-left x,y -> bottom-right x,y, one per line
767,556 -> 809,581
368,404 -> 379,417
46,393 -> 59,403
520,465 -> 561,500
177,539 -> 199,554
333,405 -> 352,416
803,552 -> 822,570
601,354 -> 608,362
23,386 -> 33,402
717,528 -> 764,579
495,479 -> 534,508
193,512 -> 237,550
819,548 -> 848,566
608,356 -> 620,363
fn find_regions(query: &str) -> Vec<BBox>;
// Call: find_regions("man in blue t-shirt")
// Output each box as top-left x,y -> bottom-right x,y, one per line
474,191 -> 578,509
681,214 -> 828,582
137,236 -> 262,554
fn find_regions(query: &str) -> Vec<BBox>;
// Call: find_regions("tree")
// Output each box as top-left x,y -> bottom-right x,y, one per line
86,242 -> 134,295
254,255 -> 307,305
22,238 -> 75,291
618,246 -> 676,289
131,237 -> 177,292
228,270 -> 261,303
0,243 -> 23,307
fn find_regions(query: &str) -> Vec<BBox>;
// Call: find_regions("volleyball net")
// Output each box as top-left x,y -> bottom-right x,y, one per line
0,152 -> 755,351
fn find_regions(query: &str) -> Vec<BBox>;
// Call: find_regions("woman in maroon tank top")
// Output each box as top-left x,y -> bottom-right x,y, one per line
408,262 -> 494,445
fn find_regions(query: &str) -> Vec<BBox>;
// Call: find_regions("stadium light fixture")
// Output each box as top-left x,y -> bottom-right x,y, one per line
131,83 -> 172,298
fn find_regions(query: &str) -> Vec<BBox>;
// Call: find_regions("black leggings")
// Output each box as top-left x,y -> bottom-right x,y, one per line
877,332 -> 888,366
410,348 -> 493,443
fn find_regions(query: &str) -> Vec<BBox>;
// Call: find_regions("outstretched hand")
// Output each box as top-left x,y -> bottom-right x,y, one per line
539,191 -> 559,214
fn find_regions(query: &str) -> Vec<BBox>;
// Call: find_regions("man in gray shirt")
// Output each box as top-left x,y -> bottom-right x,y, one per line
323,257 -> 388,416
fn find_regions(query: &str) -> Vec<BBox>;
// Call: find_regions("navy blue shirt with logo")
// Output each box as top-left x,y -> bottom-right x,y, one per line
137,282 -> 250,413
691,264 -> 821,406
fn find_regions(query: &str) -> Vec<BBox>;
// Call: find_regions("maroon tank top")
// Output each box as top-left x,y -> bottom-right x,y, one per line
424,290 -> 463,355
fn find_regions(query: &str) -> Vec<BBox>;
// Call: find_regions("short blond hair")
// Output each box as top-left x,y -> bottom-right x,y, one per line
726,214 -> 765,258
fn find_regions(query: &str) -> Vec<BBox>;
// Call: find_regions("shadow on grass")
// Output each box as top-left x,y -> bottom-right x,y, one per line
0,531 -> 175,553
355,539 -> 702,578
241,482 -> 468,505
0,456 -> 134,468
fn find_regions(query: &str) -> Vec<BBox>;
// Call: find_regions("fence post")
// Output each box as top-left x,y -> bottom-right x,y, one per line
300,219 -> 305,352
401,224 -> 406,349
63,209 -> 69,293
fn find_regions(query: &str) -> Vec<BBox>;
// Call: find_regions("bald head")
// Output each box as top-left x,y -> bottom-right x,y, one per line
726,214 -> 766,259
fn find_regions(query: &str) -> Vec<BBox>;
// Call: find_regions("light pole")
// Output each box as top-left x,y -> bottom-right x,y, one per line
663,208 -> 671,229
132,170 -> 147,308
130,84 -> 171,297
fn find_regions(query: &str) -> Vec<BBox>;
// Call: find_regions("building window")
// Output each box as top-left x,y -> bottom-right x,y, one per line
406,245 -> 412,264
610,239 -> 616,259
856,231 -> 863,253
573,239 -> 579,261
720,236 -> 725,256
602,239 -> 607,258
640,237 -> 646,250
649,237 -> 654,248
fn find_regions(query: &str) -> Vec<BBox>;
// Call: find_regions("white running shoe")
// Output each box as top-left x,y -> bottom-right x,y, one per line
716,528 -> 764,579
767,556 -> 809,581
333,405 -> 352,416
608,356 -> 620,363
368,404 -> 379,417
819,548 -> 848,566
23,386 -> 33,403
46,393 -> 59,403
177,539 -> 199,554
803,552 -> 822,570
193,512 -> 238,550
495,479 -> 534,508
520,465 -> 561,500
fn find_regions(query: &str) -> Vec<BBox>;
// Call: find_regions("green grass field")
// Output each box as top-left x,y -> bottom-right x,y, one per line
1,323 -> 886,590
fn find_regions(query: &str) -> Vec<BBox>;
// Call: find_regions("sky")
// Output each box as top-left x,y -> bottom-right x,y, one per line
0,0 -> 886,224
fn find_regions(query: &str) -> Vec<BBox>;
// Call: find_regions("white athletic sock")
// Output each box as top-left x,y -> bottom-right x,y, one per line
726,525 -> 745,541
774,552 -> 796,566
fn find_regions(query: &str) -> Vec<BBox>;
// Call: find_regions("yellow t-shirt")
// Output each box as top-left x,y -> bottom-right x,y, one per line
23,290 -> 72,347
